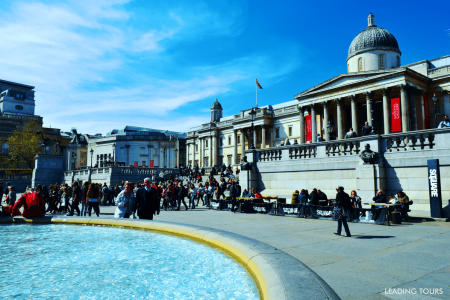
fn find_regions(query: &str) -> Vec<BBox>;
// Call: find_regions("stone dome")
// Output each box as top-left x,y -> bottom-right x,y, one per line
347,13 -> 401,60
211,99 -> 222,110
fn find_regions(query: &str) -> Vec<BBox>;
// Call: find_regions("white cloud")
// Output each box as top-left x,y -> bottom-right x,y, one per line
0,0 -> 302,135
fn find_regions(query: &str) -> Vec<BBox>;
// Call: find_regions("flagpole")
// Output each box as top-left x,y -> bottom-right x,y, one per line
256,77 -> 258,108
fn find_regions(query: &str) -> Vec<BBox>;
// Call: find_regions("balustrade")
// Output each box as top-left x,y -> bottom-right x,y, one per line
258,149 -> 282,162
288,146 -> 317,159
385,133 -> 434,152
326,141 -> 360,156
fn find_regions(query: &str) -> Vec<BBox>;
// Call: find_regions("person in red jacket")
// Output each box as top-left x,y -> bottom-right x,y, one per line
12,185 -> 46,218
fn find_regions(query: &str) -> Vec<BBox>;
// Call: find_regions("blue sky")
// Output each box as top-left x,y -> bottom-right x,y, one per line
0,0 -> 449,134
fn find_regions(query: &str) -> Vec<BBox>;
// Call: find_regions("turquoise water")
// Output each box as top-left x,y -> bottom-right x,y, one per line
0,224 -> 260,300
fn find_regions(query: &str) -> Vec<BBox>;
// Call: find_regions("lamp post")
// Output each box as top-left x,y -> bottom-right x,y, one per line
90,149 -> 94,168
432,93 -> 438,128
326,121 -> 336,140
249,107 -> 257,150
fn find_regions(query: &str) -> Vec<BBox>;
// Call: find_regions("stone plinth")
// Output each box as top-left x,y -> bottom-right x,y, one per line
32,154 -> 64,187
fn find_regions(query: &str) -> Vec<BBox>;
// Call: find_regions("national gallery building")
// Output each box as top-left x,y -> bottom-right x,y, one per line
186,13 -> 450,169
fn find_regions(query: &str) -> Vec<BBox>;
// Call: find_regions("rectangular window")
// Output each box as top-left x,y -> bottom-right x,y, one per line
237,154 -> 241,163
227,155 -> 232,166
275,128 -> 280,138
205,140 -> 208,147
237,136 -> 240,144
140,147 -> 145,154
228,136 -> 231,145
195,144 -> 198,151
204,157 -> 209,167
288,127 -> 293,136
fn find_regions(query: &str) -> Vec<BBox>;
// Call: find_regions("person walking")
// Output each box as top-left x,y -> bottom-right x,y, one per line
334,186 -> 351,237
135,178 -> 160,220
87,183 -> 100,217
80,182 -> 89,216
67,181 -> 81,216
101,183 -> 109,206
229,181 -> 238,213
197,183 -> 205,206
188,183 -> 197,209
176,182 -> 188,211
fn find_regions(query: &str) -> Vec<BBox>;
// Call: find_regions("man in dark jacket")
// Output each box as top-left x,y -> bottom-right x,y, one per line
335,186 -> 351,237
361,121 -> 372,136
229,182 -> 238,213
309,188 -> 320,205
176,182 -> 188,211
317,189 -> 327,201
67,181 -> 81,216
135,178 -> 160,220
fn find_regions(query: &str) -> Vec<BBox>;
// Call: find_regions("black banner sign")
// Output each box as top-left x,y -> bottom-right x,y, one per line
427,159 -> 442,218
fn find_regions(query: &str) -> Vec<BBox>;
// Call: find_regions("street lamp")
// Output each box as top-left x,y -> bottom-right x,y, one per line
112,142 -> 116,163
90,149 -> 94,168
249,107 -> 257,150
432,93 -> 438,128
326,121 -> 336,140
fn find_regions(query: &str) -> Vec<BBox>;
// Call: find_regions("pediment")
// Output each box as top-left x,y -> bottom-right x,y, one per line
295,69 -> 400,98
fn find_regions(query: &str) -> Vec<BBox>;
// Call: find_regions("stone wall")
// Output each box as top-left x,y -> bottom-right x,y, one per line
242,128 -> 450,218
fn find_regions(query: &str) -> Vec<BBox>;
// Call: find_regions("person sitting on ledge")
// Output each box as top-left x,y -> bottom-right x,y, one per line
292,190 -> 299,204
396,191 -> 411,221
298,189 -> 309,205
293,139 -> 299,145
242,189 -> 250,198
438,115 -> 450,128
285,138 -> 291,145
11,185 -> 46,218
254,190 -> 263,203
317,189 -> 328,201
309,188 -> 320,205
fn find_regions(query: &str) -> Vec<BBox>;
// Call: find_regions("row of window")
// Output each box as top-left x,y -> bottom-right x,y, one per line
354,54 -> 401,72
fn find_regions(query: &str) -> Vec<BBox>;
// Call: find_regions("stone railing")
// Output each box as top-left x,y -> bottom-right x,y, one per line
288,145 -> 317,159
384,131 -> 435,152
326,140 -> 360,156
258,149 -> 282,161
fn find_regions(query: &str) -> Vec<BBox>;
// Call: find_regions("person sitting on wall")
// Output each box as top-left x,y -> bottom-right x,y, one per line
309,188 -> 320,206
316,134 -> 324,142
298,189 -> 309,205
396,191 -> 411,221
344,128 -> 358,139
285,138 -> 291,145
292,190 -> 299,204
361,121 -> 372,136
254,190 -> 263,203
438,115 -> 450,128
11,185 -> 46,218
293,139 -> 299,145
317,189 -> 328,202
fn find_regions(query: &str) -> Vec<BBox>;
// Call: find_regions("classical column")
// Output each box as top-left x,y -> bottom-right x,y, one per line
381,88 -> 391,134
193,139 -> 196,166
364,91 -> 373,126
298,105 -> 305,144
198,138 -> 204,168
409,88 -> 417,131
398,84 -> 409,132
212,134 -> 217,167
349,95 -> 358,135
417,89 -> 425,130
240,129 -> 245,156
335,98 -> 344,140
321,101 -> 329,141
310,104 -> 316,142
261,125 -> 266,149
233,130 -> 238,164
185,143 -> 189,168
125,144 -> 130,165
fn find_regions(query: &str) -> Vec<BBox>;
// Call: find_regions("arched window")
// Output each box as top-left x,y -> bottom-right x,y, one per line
358,57 -> 363,72
379,54 -> 384,69
397,56 -> 400,68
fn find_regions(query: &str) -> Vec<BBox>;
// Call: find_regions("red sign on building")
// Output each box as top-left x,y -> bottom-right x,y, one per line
391,98 -> 401,132
305,115 -> 312,142
150,160 -> 154,168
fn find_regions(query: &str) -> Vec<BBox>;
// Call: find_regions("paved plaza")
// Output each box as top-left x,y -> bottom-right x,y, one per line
80,205 -> 449,299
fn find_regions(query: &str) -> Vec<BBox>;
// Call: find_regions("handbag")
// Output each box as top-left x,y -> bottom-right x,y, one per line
332,206 -> 346,220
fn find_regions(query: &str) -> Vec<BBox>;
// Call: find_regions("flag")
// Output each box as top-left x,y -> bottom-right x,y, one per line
256,78 -> 263,89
